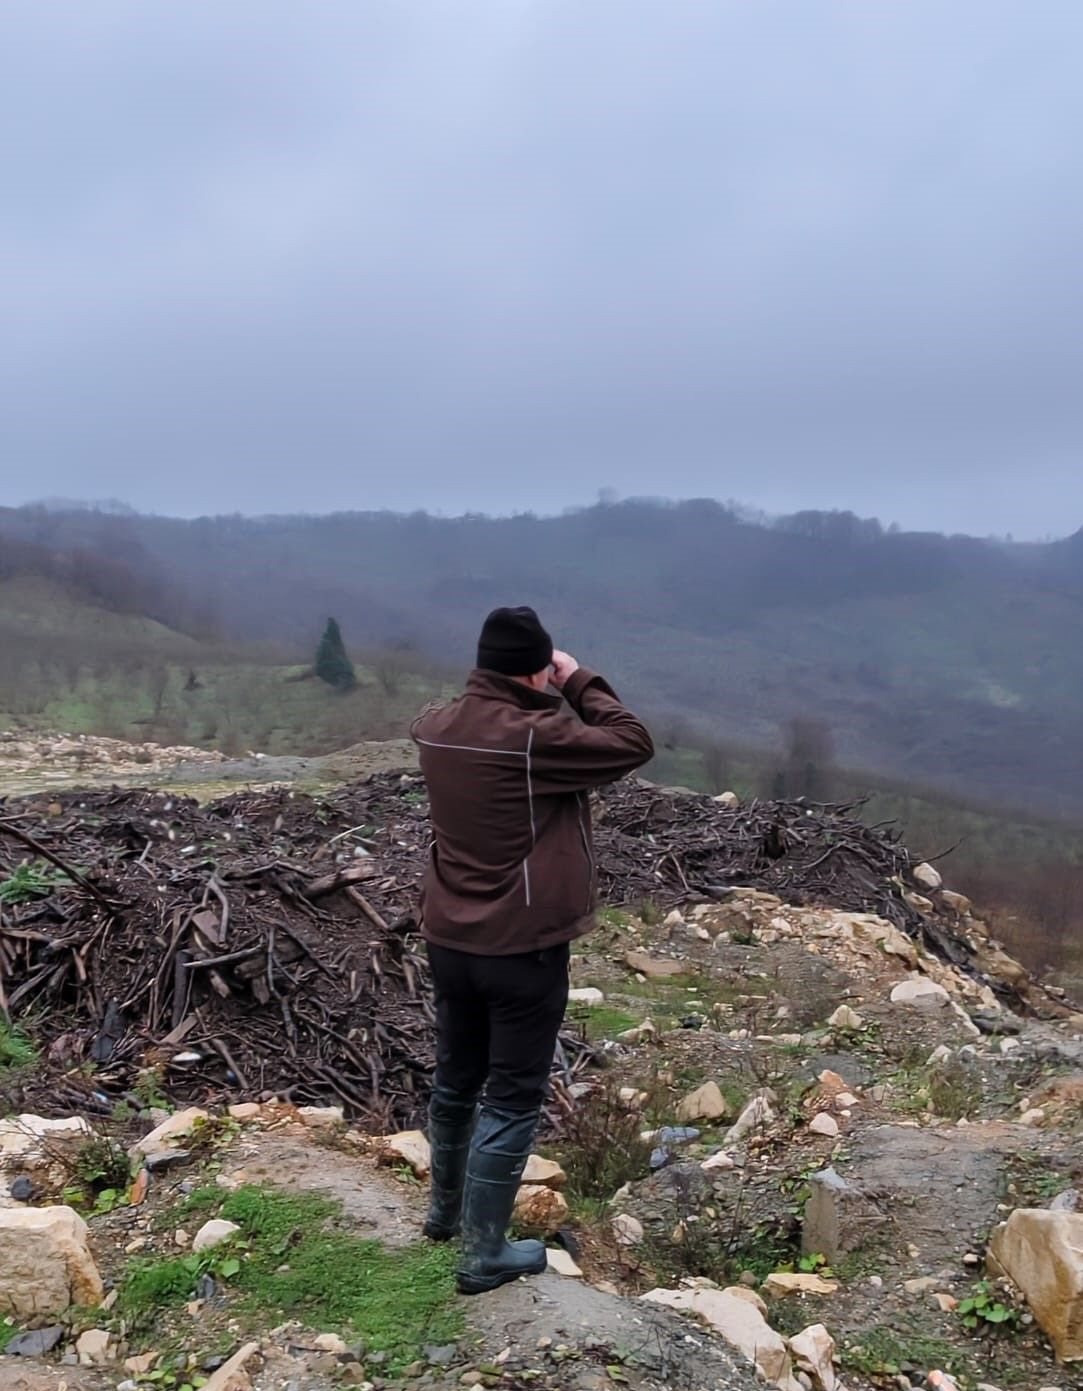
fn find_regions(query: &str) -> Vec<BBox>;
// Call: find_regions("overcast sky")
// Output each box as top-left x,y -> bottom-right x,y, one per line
3,2 -> 1081,537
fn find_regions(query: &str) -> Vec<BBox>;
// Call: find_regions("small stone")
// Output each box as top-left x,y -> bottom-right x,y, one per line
624,950 -> 686,979
789,1323 -> 836,1391
522,1155 -> 567,1189
298,1105 -> 345,1128
724,1093 -> 775,1144
9,1176 -> 33,1202
174,1227 -> 191,1247
192,1218 -> 240,1253
904,1276 -> 938,1294
376,1130 -> 431,1179
228,1103 -> 263,1122
912,862 -> 943,892
460,1372 -> 484,1387
567,987 -> 605,1006
7,1326 -> 65,1357
312,1334 -> 349,1356
339,1371 -> 371,1388
1018,1107 -> 1046,1128
890,979 -> 949,1005
809,1113 -> 839,1139
125,1352 -> 159,1374
76,1329 -> 112,1365
926,1045 -> 953,1065
513,1183 -> 568,1235
701,1149 -> 735,1172
131,1106 -> 209,1160
200,1340 -> 261,1391
125,1236 -> 148,1253
612,1213 -> 644,1246
963,1252 -> 980,1265
762,1271 -> 838,1296
545,1248 -> 582,1278
931,1291 -> 958,1311
827,1005 -> 863,1031
867,1275 -> 884,1288
145,1148 -> 192,1173
425,1344 -> 460,1366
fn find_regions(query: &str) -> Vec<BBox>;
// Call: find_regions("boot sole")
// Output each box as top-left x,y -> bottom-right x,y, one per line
457,1254 -> 548,1296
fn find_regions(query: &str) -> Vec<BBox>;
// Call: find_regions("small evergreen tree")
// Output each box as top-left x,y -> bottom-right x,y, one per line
314,617 -> 356,690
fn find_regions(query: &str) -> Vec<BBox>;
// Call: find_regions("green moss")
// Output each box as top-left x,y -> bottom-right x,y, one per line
121,1186 -> 461,1372
569,1004 -> 639,1042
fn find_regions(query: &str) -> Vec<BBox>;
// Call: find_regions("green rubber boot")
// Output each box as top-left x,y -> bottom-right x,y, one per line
457,1106 -> 548,1296
423,1090 -> 476,1242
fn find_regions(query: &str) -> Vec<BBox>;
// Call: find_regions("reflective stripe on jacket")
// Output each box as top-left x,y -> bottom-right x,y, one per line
411,667 -> 654,955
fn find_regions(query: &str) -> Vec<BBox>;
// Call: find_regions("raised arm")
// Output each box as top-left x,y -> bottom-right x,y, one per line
527,653 -> 654,794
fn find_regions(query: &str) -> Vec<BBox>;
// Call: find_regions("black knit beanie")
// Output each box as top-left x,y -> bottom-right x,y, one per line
476,606 -> 554,676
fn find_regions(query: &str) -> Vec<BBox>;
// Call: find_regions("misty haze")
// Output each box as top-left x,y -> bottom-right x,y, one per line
1,5 -> 1081,1387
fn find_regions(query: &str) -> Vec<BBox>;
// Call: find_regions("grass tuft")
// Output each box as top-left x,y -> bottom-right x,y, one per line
121,1186 -> 461,1372
0,1019 -> 38,1071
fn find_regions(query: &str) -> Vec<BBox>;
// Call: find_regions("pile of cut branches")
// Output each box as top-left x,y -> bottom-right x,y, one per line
0,773 -> 1027,1125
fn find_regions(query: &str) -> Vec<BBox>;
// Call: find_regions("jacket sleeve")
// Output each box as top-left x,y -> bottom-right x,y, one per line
527,668 -> 655,794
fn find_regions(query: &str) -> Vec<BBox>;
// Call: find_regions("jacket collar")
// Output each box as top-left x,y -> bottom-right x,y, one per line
466,667 -> 563,711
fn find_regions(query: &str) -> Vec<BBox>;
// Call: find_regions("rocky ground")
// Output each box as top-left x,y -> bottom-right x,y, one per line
0,731 -> 416,801
0,739 -> 1080,1391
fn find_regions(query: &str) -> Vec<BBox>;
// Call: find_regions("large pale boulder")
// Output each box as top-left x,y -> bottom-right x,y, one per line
0,1114 -> 89,1157
988,1208 -> 1083,1361
643,1286 -> 801,1390
676,1081 -> 729,1124
513,1183 -> 568,1235
0,1115 -> 93,1207
0,1205 -> 103,1316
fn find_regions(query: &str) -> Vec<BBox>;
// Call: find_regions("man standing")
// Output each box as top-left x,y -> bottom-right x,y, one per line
411,606 -> 654,1294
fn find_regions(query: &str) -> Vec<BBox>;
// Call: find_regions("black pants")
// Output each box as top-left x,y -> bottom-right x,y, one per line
427,942 -> 570,1114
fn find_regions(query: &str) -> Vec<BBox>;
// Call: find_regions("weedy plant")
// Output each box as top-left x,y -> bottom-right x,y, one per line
0,860 -> 70,903
556,1081 -> 656,1200
0,1020 -> 38,1071
957,1279 -> 1021,1331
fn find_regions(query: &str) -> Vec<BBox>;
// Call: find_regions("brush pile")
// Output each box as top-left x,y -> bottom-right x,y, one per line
0,773 -> 1035,1126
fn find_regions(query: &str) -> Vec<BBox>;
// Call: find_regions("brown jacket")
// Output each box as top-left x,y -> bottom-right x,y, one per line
411,667 -> 654,955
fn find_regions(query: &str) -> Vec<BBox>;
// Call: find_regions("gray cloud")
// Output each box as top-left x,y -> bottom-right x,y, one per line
2,1 -> 1081,536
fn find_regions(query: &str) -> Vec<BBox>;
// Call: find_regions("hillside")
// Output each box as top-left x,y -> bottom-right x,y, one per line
4,501 -> 1082,817
0,575 -> 447,757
